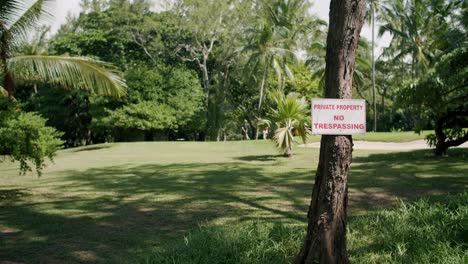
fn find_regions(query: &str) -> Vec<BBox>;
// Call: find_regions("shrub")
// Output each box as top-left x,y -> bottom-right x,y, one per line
0,99 -> 63,176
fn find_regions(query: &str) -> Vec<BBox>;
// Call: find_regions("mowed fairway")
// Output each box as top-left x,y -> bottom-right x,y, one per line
0,141 -> 467,263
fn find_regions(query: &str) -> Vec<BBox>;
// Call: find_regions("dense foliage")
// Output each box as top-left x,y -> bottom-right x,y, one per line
0,0 -> 127,175
2,0 -> 467,156
399,47 -> 468,155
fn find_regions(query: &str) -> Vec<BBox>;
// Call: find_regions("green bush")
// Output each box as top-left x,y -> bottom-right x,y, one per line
148,193 -> 467,264
0,99 -> 63,176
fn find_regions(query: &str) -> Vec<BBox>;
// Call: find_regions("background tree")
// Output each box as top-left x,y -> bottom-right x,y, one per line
398,47 -> 467,155
367,0 -> 380,131
296,0 -> 366,262
50,0 -> 206,142
378,0 -> 462,80
242,0 -> 312,139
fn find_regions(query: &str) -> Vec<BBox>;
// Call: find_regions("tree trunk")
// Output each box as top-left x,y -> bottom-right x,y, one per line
256,63 -> 269,140
284,145 -> 293,157
434,122 -> 447,156
296,0 -> 366,263
432,111 -> 468,156
1,27 -> 13,98
200,62 -> 210,105
371,4 -> 377,132
381,87 -> 386,115
257,63 -> 269,115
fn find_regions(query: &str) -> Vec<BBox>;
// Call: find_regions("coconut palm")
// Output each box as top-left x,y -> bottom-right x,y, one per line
245,0 -> 314,111
243,17 -> 295,116
242,0 -> 313,139
0,0 -> 126,98
378,0 -> 460,80
366,0 -> 380,131
268,90 -> 309,157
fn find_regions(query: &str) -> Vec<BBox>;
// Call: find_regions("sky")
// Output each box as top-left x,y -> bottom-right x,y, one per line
46,0 -> 391,55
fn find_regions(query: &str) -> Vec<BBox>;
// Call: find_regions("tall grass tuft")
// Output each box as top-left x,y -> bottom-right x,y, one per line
348,192 -> 467,263
147,192 -> 467,263
147,222 -> 304,264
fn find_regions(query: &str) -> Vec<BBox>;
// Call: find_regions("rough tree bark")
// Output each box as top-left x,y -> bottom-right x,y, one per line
1,25 -> 14,98
295,0 -> 366,263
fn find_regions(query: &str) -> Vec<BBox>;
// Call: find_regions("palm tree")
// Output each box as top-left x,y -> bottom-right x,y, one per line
378,0 -> 459,80
268,90 -> 309,157
0,0 -> 126,98
366,0 -> 380,131
243,0 -> 312,139
243,17 -> 295,117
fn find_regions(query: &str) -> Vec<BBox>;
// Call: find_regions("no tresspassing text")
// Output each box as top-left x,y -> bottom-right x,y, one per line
313,123 -> 365,130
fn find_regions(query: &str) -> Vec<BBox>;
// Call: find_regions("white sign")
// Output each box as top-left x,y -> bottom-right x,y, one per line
311,99 -> 366,135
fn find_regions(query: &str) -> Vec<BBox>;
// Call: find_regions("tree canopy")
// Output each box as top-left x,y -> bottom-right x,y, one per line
399,47 -> 467,155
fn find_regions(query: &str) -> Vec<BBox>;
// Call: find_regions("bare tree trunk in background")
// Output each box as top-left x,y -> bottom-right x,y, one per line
295,0 -> 366,263
256,63 -> 269,140
371,4 -> 377,131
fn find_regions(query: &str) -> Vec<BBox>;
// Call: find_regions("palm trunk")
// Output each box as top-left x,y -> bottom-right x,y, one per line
1,28 -> 13,98
257,63 -> 268,115
371,5 -> 377,132
199,46 -> 211,141
381,87 -> 386,115
284,145 -> 293,157
295,0 -> 366,262
256,63 -> 269,140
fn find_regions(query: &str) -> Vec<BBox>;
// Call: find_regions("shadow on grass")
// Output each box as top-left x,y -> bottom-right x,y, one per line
234,154 -> 283,162
0,162 -> 311,263
72,144 -> 113,152
350,148 -> 467,209
0,189 -> 29,201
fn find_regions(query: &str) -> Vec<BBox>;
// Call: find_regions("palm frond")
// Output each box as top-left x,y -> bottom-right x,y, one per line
257,118 -> 271,128
309,41 -> 326,50
269,91 -> 309,155
0,0 -> 22,26
284,64 -> 294,81
8,0 -> 53,42
8,55 -> 127,97
272,58 -> 282,80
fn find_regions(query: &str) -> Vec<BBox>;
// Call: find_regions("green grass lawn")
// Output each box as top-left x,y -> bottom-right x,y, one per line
307,130 -> 432,142
0,141 -> 466,263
